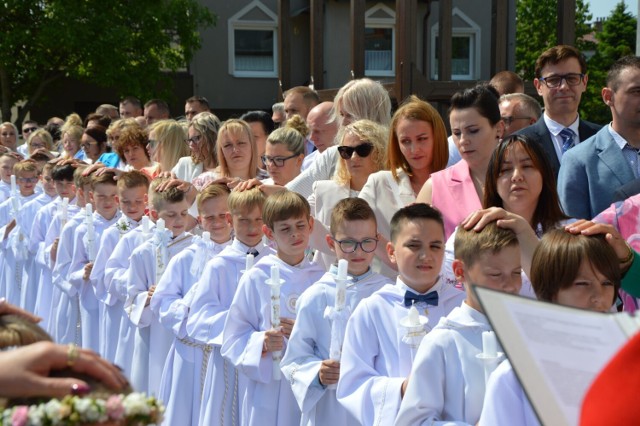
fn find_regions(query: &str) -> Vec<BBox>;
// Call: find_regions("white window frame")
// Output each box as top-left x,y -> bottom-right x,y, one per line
364,3 -> 396,77
228,0 -> 278,78
430,8 -> 481,80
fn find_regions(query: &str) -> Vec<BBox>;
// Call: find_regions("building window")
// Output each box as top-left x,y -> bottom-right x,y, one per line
365,4 -> 395,77
430,8 -> 481,80
228,1 -> 278,78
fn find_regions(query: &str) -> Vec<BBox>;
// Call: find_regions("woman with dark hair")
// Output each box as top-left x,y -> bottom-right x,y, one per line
418,84 -> 504,238
81,126 -> 109,164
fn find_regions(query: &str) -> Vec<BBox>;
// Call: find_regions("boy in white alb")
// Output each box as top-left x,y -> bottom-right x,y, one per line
0,153 -> 20,204
395,222 -> 522,425
336,204 -> 465,425
125,179 -> 195,394
0,160 -> 41,305
281,198 -> 389,426
188,188 -> 270,426
90,170 -> 149,361
67,171 -> 121,353
20,162 -> 58,313
221,190 -> 325,426
33,163 -> 78,332
151,183 -> 233,425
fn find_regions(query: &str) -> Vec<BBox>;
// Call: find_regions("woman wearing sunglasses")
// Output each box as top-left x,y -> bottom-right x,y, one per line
308,119 -> 388,268
358,96 -> 449,277
142,120 -> 190,179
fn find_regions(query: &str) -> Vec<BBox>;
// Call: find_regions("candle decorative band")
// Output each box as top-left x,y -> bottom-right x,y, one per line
265,265 -> 284,381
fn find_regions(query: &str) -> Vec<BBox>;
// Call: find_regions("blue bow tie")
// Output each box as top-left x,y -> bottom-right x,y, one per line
404,291 -> 439,307
246,249 -> 259,257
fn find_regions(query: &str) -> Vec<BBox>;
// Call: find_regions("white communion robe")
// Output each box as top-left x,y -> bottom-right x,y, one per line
221,254 -> 325,426
67,210 -> 121,354
395,302 -> 497,426
280,268 -> 389,426
19,192 -> 54,312
478,360 -> 540,426
125,232 -> 195,395
336,278 -> 465,426
52,209 -> 86,344
106,226 -> 153,377
187,239 -> 271,426
151,236 -> 231,426
0,181 -> 9,204
90,216 -> 140,361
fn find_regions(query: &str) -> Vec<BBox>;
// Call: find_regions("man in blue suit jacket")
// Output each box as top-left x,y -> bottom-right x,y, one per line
517,45 -> 601,178
558,56 -> 640,219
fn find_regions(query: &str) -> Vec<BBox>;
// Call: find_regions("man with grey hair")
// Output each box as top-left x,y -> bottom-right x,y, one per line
499,93 -> 542,136
272,102 -> 285,128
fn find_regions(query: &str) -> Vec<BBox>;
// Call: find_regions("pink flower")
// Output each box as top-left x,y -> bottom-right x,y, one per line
105,395 -> 125,420
11,406 -> 29,426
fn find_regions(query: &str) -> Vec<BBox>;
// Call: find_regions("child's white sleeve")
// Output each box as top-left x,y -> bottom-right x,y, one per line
125,247 -> 153,328
150,252 -> 191,338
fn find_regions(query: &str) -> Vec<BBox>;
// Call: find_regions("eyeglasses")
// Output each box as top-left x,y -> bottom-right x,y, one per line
337,142 -> 374,160
81,142 -> 98,150
17,177 -> 39,184
22,127 -> 38,134
261,153 -> 298,167
186,134 -> 202,146
501,116 -> 531,127
538,73 -> 585,88
331,237 -> 378,253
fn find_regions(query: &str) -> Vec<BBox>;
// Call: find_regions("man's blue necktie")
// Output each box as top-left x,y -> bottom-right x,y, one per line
560,128 -> 576,154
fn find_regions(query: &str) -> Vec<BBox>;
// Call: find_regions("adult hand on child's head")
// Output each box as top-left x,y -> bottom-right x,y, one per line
461,207 -> 531,235
0,342 -> 128,399
233,178 -> 262,192
30,148 -> 57,160
156,178 -> 191,193
566,220 -> 633,264
0,298 -> 41,323
81,162 -> 106,176
93,166 -> 122,180
157,171 -> 176,180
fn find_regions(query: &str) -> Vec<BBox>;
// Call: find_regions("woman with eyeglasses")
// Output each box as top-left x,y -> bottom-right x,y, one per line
142,120 -> 190,179
81,126 -> 108,164
26,129 -> 57,160
359,96 -> 449,277
261,115 -> 307,186
60,122 -> 85,160
172,112 -> 220,183
308,119 -> 388,269
417,84 -> 505,239
191,119 -> 268,190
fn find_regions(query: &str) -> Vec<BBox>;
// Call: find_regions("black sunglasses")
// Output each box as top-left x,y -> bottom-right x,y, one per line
337,142 -> 374,160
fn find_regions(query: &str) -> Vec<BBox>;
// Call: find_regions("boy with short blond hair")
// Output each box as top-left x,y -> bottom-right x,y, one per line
150,183 -> 234,425
126,177 -> 196,394
395,222 -> 522,425
222,190 -> 325,426
188,187 -> 271,426
282,197 -> 389,426
0,153 -> 20,203
67,170 -> 121,352
336,203 -> 465,425
90,170 -> 149,362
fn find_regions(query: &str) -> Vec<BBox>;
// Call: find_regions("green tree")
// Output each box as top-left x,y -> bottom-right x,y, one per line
0,1 -> 215,125
516,0 -> 594,80
580,2 -> 636,124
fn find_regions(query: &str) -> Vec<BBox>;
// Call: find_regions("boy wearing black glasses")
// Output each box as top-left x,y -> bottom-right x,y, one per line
281,197 -> 387,426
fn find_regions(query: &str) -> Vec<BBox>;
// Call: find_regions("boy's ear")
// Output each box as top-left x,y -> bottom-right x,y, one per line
308,215 -> 314,232
262,224 -> 274,241
386,241 -> 396,265
225,212 -> 233,227
452,259 -> 466,282
326,234 -> 336,253
150,209 -> 159,221
115,194 -> 120,204
88,190 -> 95,204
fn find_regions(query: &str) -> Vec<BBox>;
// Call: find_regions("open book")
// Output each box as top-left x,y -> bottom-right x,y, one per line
474,286 -> 640,426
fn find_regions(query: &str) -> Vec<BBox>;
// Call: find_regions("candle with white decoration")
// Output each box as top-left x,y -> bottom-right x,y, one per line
141,215 -> 150,234
245,253 -> 254,272
266,264 -> 283,380
60,198 -> 68,227
85,204 -> 96,261
9,175 -> 19,217
327,259 -> 350,365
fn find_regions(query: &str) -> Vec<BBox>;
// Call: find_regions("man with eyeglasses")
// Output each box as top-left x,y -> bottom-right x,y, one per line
518,45 -> 601,177
558,56 -> 640,220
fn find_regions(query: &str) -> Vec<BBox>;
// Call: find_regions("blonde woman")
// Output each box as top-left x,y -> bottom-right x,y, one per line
262,115 -> 307,186
60,124 -> 84,160
26,129 -> 57,159
192,119 -> 267,190
308,119 -> 388,268
172,112 -> 220,183
142,120 -> 189,179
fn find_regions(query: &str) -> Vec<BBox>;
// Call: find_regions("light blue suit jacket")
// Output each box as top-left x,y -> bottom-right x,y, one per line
558,126 -> 636,219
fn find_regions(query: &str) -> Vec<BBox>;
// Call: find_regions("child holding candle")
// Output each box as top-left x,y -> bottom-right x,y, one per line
89,170 -> 149,362
336,203 -> 465,426
221,190 -> 325,426
187,187 -> 270,426
66,171 -> 121,354
281,198 -> 389,426
150,183 -> 234,425
395,222 -> 522,425
125,178 -> 195,395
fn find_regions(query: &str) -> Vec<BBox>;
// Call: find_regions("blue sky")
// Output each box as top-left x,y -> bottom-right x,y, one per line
588,0 -> 636,20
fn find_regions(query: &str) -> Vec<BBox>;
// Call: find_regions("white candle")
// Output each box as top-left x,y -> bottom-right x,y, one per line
142,216 -> 150,233
408,305 -> 421,327
10,175 -> 16,193
335,259 -> 348,311
337,259 -> 348,280
245,253 -> 254,271
269,265 -> 282,380
85,204 -> 96,261
61,198 -> 68,223
482,331 -> 498,358
202,231 -> 211,242
157,218 -> 165,233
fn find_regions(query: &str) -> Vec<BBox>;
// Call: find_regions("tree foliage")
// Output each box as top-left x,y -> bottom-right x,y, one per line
0,0 -> 215,125
580,2 -> 636,124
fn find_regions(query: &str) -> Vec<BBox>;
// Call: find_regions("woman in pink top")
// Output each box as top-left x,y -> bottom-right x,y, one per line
417,85 -> 504,238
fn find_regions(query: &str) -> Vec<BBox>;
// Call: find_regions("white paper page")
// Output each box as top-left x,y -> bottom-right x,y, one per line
476,288 -> 633,426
